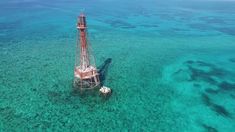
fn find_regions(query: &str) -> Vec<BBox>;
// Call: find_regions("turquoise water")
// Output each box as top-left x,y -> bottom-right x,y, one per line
1,0 -> 235,131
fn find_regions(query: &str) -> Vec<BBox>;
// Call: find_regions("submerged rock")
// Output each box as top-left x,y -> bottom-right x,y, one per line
229,58 -> 235,63
218,81 -> 235,91
205,88 -> 218,94
201,123 -> 218,132
212,104 -> 231,118
201,93 -> 232,118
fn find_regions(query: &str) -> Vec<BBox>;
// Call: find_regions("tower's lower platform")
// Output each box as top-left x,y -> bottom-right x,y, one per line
73,66 -> 100,90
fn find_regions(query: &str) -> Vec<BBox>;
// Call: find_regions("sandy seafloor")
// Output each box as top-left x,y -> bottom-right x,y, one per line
0,0 -> 235,131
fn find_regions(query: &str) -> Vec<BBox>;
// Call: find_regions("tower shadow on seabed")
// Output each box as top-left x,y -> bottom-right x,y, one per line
72,58 -> 112,97
98,58 -> 112,86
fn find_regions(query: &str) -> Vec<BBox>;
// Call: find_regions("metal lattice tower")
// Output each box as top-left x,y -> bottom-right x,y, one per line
73,14 -> 100,90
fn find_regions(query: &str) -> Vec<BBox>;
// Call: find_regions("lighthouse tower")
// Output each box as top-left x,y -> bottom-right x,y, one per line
73,14 -> 100,89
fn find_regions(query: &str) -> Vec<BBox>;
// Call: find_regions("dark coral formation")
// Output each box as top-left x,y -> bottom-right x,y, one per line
205,88 -> 218,94
229,58 -> 235,63
184,60 -> 228,86
201,123 -> 218,132
188,65 -> 218,85
0,21 -> 21,31
218,81 -> 235,91
199,16 -> 225,25
140,24 -> 159,28
174,59 -> 234,120
104,19 -> 136,29
201,93 -> 231,118
189,23 -> 212,31
216,28 -> 235,36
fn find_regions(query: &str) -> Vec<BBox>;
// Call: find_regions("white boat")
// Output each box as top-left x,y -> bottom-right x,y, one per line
99,86 -> 112,94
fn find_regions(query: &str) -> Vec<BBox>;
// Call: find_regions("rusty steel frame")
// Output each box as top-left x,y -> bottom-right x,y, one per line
73,14 -> 100,90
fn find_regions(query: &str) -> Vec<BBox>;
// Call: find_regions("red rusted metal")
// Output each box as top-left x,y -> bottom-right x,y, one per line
73,14 -> 100,89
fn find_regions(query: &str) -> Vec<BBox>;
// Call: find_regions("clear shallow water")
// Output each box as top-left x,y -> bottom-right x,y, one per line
0,0 -> 235,131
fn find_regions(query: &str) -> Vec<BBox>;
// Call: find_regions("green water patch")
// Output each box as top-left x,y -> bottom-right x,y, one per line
0,106 -> 53,131
0,35 -> 183,131
1,0 -> 235,130
162,53 -> 235,131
